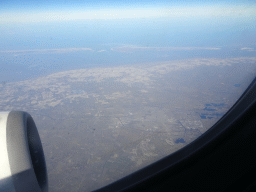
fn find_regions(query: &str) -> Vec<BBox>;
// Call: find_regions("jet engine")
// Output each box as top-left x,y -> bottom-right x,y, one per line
0,111 -> 48,192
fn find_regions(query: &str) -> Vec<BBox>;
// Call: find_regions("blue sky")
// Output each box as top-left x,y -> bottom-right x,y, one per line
1,0 -> 256,22
0,0 -> 255,49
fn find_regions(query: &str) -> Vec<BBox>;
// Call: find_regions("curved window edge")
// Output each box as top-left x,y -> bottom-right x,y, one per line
95,76 -> 256,192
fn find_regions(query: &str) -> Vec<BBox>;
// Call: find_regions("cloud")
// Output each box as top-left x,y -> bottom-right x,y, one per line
0,48 -> 93,55
1,5 -> 255,23
241,47 -> 255,51
111,46 -> 221,53
97,50 -> 107,53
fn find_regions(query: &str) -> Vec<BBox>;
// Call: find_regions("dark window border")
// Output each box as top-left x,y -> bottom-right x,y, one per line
96,76 -> 256,192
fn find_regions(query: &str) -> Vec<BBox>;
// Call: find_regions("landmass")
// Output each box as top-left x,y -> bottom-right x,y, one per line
0,57 -> 255,191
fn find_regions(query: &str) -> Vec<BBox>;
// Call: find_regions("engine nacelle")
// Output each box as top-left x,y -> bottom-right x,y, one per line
0,111 -> 48,192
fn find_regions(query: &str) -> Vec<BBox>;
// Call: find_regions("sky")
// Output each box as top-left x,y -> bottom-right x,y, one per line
1,0 -> 256,22
0,0 -> 255,48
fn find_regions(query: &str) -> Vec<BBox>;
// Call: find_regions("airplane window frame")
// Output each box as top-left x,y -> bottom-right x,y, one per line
95,76 -> 256,192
